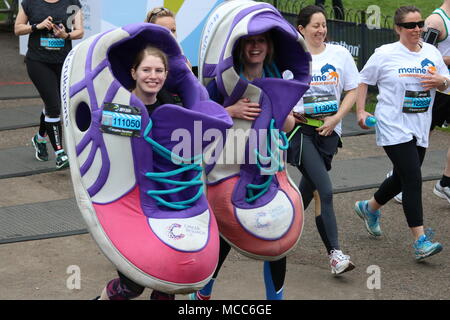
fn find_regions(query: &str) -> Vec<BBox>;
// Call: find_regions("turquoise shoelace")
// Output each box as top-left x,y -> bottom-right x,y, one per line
143,119 -> 204,210
246,119 -> 289,203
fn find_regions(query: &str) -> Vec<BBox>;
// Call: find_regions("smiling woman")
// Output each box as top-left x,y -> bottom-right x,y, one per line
130,46 -> 169,107
355,6 -> 449,261
288,4 -> 359,276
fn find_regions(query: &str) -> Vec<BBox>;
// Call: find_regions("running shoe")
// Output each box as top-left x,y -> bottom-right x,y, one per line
354,200 -> 382,236
386,170 -> 402,204
31,134 -> 48,161
433,181 -> 450,204
413,230 -> 443,261
329,249 -> 355,275
394,193 -> 403,204
188,291 -> 210,300
55,150 -> 69,169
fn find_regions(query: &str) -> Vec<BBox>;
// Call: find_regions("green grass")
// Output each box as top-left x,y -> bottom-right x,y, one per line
312,0 -> 435,18
269,0 -> 438,19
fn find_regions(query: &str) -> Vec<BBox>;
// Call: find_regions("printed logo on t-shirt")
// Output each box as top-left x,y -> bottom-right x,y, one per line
398,59 -> 436,78
311,63 -> 339,85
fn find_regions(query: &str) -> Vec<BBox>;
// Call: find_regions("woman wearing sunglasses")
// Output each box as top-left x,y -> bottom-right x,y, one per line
355,6 -> 449,261
145,6 -> 192,71
145,6 -> 177,37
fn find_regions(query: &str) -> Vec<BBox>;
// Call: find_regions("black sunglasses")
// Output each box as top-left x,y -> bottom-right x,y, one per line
148,7 -> 168,19
396,21 -> 425,29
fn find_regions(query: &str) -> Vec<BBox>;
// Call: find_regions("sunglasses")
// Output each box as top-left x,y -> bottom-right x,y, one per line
396,21 -> 425,29
148,7 -> 169,20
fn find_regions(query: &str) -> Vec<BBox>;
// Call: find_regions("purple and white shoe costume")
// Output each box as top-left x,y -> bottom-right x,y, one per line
61,23 -> 232,293
199,0 -> 312,260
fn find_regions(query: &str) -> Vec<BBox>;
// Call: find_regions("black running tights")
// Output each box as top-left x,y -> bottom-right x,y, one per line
374,138 -> 426,228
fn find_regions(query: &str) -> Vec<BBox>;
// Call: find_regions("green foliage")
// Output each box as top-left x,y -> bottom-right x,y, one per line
266,0 -> 439,19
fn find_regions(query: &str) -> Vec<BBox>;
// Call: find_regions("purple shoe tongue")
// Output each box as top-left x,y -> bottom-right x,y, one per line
150,102 -> 232,158
231,79 -> 309,207
139,103 -> 232,212
252,78 -> 309,129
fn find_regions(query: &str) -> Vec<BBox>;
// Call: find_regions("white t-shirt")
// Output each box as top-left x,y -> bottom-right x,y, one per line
360,41 -> 449,148
293,43 -> 360,136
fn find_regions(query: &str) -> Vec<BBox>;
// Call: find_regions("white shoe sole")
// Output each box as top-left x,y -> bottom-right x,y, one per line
415,245 -> 443,261
433,187 -> 450,204
31,137 -> 48,162
331,261 -> 355,275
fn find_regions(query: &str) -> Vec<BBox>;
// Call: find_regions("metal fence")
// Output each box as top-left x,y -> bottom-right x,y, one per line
0,0 -> 18,29
258,0 -> 398,69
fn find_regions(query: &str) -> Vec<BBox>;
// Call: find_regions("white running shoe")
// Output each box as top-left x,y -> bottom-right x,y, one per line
386,170 -> 402,204
394,192 -> 403,204
433,181 -> 450,204
329,250 -> 355,275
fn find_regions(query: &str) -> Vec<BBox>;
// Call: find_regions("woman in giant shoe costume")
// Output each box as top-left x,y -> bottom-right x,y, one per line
192,0 -> 311,300
61,23 -> 232,299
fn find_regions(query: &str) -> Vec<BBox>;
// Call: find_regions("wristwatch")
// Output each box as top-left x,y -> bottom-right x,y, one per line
443,78 -> 448,88
31,24 -> 38,32
65,32 -> 71,40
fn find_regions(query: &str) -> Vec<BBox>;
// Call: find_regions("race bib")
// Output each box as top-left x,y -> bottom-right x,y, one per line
303,94 -> 339,119
101,103 -> 142,137
402,90 -> 431,113
40,32 -> 65,50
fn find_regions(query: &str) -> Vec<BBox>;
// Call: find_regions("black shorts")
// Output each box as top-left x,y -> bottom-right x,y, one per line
431,91 -> 450,130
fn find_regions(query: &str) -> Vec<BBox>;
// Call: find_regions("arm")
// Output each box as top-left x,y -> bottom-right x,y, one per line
14,5 -> 53,36
421,68 -> 450,92
53,9 -> 84,40
356,83 -> 373,129
443,56 -> 450,67
424,14 -> 446,43
316,88 -> 357,136
225,98 -> 261,121
282,114 -> 295,133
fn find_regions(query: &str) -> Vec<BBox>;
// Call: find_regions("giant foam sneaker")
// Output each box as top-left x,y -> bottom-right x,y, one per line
61,23 -> 232,294
198,1 -> 311,260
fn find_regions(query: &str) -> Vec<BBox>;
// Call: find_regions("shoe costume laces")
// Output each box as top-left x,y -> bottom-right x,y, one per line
143,119 -> 204,210
246,119 -> 289,203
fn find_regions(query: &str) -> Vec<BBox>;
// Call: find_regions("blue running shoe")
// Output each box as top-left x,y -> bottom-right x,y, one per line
414,230 -> 443,261
354,200 -> 382,236
188,291 -> 210,300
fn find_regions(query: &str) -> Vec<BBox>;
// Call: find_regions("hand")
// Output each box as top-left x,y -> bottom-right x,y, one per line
37,16 -> 54,31
357,110 -> 373,130
421,68 -> 448,91
293,112 -> 307,124
226,98 -> 261,121
52,23 -> 67,38
316,114 -> 340,136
